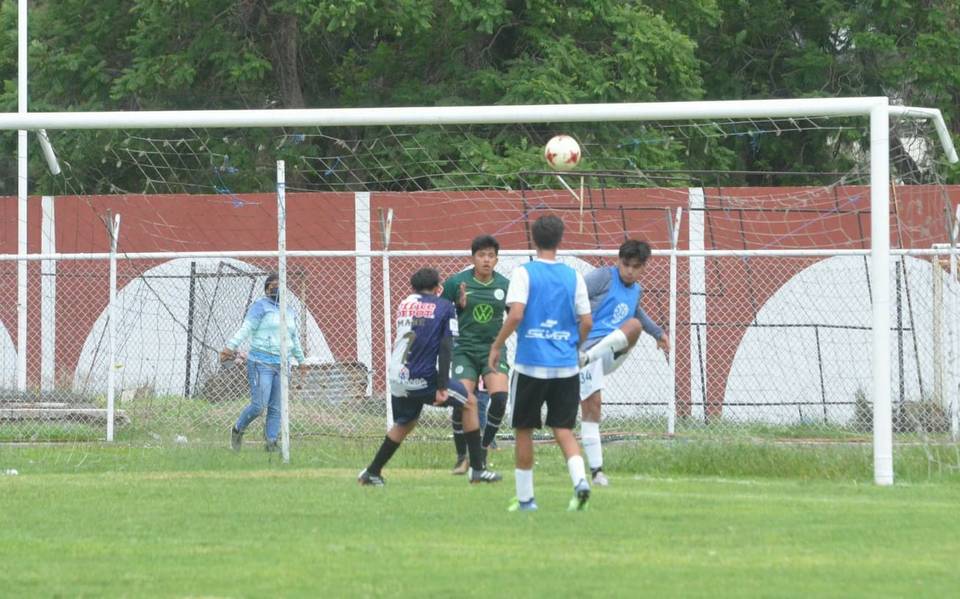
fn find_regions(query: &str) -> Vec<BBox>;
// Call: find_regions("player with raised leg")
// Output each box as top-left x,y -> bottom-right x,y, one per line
579,239 -> 669,486
442,235 -> 511,475
359,268 -> 501,486
489,215 -> 593,512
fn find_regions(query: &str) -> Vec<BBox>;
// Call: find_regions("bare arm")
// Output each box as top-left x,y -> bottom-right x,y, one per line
488,302 -> 524,371
578,313 -> 593,348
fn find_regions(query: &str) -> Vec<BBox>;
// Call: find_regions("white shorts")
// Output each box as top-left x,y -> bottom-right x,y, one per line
579,353 -> 613,400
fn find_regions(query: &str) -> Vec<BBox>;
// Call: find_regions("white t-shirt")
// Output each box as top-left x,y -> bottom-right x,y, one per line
506,258 -> 590,379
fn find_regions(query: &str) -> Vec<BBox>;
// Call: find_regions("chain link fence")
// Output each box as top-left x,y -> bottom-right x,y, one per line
1,249 -> 957,448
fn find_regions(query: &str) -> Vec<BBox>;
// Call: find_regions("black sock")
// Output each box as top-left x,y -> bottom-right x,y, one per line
367,436 -> 401,476
482,392 -> 508,448
465,429 -> 484,471
451,406 -> 466,459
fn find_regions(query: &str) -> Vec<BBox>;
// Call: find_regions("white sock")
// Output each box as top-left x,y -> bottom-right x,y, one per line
586,329 -> 628,364
566,455 -> 587,487
515,468 -> 534,502
603,349 -> 630,375
581,421 -> 603,470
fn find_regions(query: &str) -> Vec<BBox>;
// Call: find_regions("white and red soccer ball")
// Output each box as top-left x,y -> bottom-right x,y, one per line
543,134 -> 581,170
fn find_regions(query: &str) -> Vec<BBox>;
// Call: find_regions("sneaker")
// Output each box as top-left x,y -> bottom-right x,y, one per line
591,469 -> 610,487
357,468 -> 385,487
230,427 -> 243,451
567,479 -> 591,511
451,455 -> 469,475
265,440 -> 279,452
508,497 -> 538,512
469,468 -> 502,484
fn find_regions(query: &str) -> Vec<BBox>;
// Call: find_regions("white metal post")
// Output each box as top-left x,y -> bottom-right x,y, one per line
667,207 -> 682,435
383,256 -> 393,430
106,214 -> 120,441
688,188 -> 707,422
16,0 -> 28,392
355,192 -> 373,396
870,102 -> 893,486
381,209 -> 394,431
277,161 -> 291,464
932,258 -> 945,417
40,196 -> 56,391
951,205 -> 959,280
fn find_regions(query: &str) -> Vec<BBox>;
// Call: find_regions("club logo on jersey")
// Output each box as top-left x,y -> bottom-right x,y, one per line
612,302 -> 630,323
494,289 -> 505,301
473,303 -> 494,323
455,365 -> 464,374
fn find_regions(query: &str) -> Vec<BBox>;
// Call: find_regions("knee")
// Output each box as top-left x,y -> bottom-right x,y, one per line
622,319 -> 643,345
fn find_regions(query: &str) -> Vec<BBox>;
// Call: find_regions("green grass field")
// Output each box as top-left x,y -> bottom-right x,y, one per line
2,440 -> 959,597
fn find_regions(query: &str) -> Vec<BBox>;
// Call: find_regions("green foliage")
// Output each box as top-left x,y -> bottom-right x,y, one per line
0,0 -> 958,193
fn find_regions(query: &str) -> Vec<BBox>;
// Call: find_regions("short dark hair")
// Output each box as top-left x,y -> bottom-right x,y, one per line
471,234 -> 500,255
264,272 -> 279,292
531,215 -> 564,250
619,239 -> 651,265
410,267 -> 441,292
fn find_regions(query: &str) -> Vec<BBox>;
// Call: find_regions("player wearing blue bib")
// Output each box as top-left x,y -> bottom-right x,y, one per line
359,268 -> 501,486
579,240 -> 669,486
489,215 -> 593,512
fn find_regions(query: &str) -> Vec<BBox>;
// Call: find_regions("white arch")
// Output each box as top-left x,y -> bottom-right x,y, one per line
725,255 -> 960,425
0,323 -> 18,389
74,258 -> 333,396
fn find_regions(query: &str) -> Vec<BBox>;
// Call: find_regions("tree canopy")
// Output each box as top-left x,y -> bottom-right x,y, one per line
1,0 -> 958,193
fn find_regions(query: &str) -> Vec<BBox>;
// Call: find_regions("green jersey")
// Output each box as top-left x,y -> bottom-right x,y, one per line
441,268 -> 510,352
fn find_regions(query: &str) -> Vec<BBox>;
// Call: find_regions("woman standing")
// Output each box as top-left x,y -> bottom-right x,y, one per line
221,273 -> 306,451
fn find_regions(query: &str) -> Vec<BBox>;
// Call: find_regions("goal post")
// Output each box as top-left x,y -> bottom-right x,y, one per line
1,98 -> 957,486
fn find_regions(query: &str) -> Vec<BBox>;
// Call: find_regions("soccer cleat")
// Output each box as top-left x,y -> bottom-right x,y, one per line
264,440 -> 279,452
568,479 -> 591,511
591,469 -> 610,487
451,455 -> 469,475
469,468 -> 502,484
230,427 -> 243,451
508,497 -> 538,512
357,468 -> 385,487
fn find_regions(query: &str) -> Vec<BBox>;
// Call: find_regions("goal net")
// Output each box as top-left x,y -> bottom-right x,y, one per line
0,100 -> 957,482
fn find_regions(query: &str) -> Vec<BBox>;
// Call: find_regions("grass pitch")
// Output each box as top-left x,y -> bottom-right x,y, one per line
1,441 -> 959,597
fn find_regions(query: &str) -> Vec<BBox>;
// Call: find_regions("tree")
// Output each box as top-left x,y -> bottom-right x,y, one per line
0,0 -> 956,193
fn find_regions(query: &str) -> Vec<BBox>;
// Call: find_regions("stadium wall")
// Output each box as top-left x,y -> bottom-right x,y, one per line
0,186 -> 956,415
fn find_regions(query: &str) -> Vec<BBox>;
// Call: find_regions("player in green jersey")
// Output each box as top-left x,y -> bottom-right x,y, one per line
441,235 -> 511,474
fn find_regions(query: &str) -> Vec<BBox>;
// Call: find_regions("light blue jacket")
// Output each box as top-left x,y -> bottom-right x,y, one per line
226,297 -> 306,365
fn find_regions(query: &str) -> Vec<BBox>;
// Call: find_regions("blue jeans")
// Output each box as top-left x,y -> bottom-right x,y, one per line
235,360 -> 282,442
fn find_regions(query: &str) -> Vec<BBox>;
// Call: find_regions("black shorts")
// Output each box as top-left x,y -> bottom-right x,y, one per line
510,372 -> 580,430
391,379 -> 469,425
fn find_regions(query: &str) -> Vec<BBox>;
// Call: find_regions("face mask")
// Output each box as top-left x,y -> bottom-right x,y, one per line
267,289 -> 279,301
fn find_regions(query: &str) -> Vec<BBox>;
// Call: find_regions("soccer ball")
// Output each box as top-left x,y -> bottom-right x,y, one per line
544,135 -> 581,170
